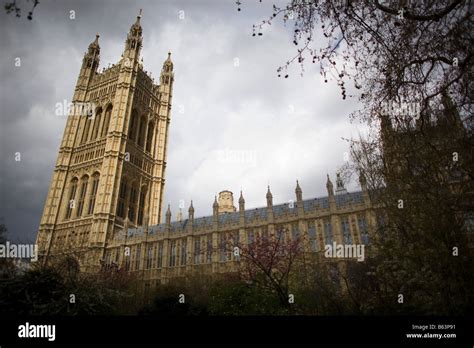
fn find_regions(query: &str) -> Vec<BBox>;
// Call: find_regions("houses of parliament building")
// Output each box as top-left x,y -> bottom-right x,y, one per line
36,14 -> 376,286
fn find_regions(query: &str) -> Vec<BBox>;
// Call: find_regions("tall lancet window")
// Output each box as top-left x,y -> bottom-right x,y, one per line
137,116 -> 146,147
145,121 -> 154,152
128,111 -> 138,141
81,116 -> 92,144
76,175 -> 89,217
65,178 -> 78,220
101,105 -> 112,137
90,108 -> 102,140
324,220 -> 333,244
87,173 -> 100,215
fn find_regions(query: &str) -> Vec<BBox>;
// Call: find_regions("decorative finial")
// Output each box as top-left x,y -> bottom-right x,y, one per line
138,8 -> 143,18
296,180 -> 301,191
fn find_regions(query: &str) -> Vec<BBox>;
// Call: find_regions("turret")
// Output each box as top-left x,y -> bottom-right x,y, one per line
295,180 -> 303,202
266,186 -> 273,207
160,51 -> 174,88
239,191 -> 245,226
238,191 -> 245,211
165,204 -> 171,225
123,10 -> 142,62
73,34 -> 100,102
326,174 -> 334,197
188,200 -> 195,222
217,190 -> 236,214
213,196 -> 219,216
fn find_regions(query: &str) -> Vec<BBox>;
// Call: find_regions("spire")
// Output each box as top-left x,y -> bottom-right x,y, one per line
165,204 -> 171,224
213,195 -> 219,215
123,11 -> 143,60
188,200 -> 195,214
239,191 -> 245,211
295,180 -> 302,201
89,33 -> 100,50
266,186 -> 273,207
83,34 -> 100,70
132,9 -> 142,31
161,51 -> 174,85
239,191 -> 245,204
326,174 -> 334,196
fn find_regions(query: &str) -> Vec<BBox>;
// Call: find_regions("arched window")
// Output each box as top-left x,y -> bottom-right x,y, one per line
87,173 -> 100,215
117,179 -> 128,218
145,121 -> 154,152
101,105 -> 113,137
76,175 -> 89,217
324,219 -> 333,244
81,116 -> 92,144
341,216 -> 352,244
90,108 -> 102,141
137,116 -> 146,147
137,187 -> 146,226
65,178 -> 78,220
128,185 -> 138,223
128,111 -> 138,141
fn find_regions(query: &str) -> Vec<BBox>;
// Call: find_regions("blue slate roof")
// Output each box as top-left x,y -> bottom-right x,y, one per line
219,211 -> 240,224
127,190 -> 365,236
335,191 -> 364,207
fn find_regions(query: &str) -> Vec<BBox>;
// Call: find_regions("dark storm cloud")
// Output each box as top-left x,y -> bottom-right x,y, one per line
0,0 -> 364,242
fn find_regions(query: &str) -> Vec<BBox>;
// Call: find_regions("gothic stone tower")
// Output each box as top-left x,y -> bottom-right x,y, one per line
36,13 -> 174,271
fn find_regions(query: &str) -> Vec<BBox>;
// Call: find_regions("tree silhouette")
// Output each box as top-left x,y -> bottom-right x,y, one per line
243,0 -> 471,128
4,0 -> 39,20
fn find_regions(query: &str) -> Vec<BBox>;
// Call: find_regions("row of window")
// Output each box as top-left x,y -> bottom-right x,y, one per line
135,87 -> 152,108
52,230 -> 90,250
128,111 -> 154,152
64,173 -> 100,220
80,105 -> 113,145
108,216 -> 370,271
73,147 -> 105,164
307,216 -> 370,251
116,179 -> 147,226
89,84 -> 117,100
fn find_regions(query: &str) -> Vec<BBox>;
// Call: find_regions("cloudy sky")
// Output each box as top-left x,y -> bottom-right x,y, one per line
0,0 -> 366,242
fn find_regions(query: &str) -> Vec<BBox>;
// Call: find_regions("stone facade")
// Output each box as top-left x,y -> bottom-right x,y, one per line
106,179 -> 376,287
36,14 -> 377,284
36,14 -> 173,271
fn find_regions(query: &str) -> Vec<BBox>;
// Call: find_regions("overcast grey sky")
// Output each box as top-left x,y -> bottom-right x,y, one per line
0,0 -> 366,242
